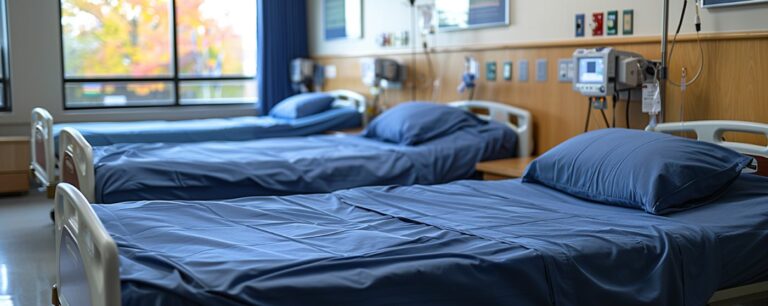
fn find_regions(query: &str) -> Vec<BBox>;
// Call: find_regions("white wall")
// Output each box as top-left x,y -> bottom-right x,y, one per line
309,0 -> 768,56
0,0 -> 258,136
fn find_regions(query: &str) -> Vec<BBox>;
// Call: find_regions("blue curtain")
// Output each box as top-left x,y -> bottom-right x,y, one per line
257,0 -> 309,114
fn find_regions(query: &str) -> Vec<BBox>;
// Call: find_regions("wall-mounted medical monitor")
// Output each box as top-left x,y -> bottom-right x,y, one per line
701,0 -> 768,8
577,58 -> 606,84
435,0 -> 509,32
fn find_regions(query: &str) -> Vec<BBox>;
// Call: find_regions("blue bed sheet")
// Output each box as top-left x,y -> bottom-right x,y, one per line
53,108 -> 361,151
93,175 -> 768,306
92,121 -> 516,203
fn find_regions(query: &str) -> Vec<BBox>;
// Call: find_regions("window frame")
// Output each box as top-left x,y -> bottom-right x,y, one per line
58,0 -> 258,110
0,0 -> 11,112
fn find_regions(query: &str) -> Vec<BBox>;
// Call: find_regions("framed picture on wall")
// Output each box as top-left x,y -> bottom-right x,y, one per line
435,0 -> 510,32
701,0 -> 768,7
324,0 -> 363,40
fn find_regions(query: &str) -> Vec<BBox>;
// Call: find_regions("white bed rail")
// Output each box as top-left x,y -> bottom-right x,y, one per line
327,89 -> 369,126
647,120 -> 768,175
30,108 -> 55,193
647,120 -> 768,158
449,100 -> 534,157
59,128 -> 96,202
54,183 -> 120,306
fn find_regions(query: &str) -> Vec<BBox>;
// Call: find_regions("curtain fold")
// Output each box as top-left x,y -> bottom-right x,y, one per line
257,0 -> 309,115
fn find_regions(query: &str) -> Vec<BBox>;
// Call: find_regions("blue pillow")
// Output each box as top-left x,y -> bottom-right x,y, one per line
269,93 -> 336,119
522,129 -> 753,215
364,102 -> 483,145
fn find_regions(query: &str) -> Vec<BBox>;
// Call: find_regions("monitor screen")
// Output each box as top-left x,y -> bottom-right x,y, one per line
578,57 -> 605,84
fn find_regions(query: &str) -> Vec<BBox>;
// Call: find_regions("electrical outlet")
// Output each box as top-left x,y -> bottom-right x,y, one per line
623,10 -> 634,35
518,60 -> 529,82
558,59 -> 574,83
503,61 -> 513,81
591,12 -> 604,36
536,59 -> 548,82
324,65 -> 337,79
575,14 -> 585,37
607,11 -> 618,36
486,61 -> 497,81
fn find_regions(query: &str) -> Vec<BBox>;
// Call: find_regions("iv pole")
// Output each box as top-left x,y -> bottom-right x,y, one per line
659,0 -> 670,123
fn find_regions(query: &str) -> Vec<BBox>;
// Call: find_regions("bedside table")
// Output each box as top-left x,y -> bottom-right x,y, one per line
0,136 -> 30,195
476,156 -> 537,180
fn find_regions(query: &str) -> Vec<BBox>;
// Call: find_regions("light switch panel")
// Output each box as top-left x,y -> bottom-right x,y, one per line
503,61 -> 513,81
536,59 -> 548,82
486,61 -> 497,81
518,60 -> 529,82
558,59 -> 574,83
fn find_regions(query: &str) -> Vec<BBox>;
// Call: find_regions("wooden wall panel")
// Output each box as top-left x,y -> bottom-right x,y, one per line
314,32 -> 768,153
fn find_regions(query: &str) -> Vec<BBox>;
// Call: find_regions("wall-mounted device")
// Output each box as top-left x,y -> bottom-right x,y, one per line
486,61 -> 497,81
458,56 -> 478,99
361,58 -> 406,88
361,57 -> 407,114
558,59 -> 574,83
573,48 -> 655,132
536,59 -> 548,82
575,14 -> 585,37
503,61 -> 513,81
606,11 -> 618,36
572,47 -> 652,97
518,59 -> 529,82
291,58 -> 324,93
591,12 -> 604,36
623,10 -> 634,35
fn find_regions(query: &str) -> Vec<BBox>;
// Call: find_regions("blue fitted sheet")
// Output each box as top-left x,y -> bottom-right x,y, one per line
92,121 -> 516,203
53,108 -> 361,151
93,175 -> 768,306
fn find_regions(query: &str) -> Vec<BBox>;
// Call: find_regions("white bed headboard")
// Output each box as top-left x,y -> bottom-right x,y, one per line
59,128 -> 95,202
31,107 -> 55,188
647,120 -> 768,175
647,120 -> 768,158
449,100 -> 534,158
327,90 -> 369,126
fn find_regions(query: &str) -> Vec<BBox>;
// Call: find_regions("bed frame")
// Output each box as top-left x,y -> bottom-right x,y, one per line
52,120 -> 768,306
448,100 -> 534,158
59,100 -> 533,202
30,90 -> 368,199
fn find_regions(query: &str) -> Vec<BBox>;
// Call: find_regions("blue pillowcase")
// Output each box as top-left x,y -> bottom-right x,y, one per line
364,102 -> 483,145
522,128 -> 753,215
269,93 -> 336,119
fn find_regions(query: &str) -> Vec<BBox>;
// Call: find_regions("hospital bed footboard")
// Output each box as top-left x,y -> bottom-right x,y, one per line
449,100 -> 533,157
58,127 -> 96,202
30,108 -> 55,197
53,183 -> 121,306
648,120 -> 768,175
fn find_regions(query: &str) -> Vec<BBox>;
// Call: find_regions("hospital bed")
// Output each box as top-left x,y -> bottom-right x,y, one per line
59,101 -> 533,204
30,90 -> 367,197
52,120 -> 768,306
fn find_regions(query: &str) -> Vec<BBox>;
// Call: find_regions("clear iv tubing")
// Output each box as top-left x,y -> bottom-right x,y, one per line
667,0 -> 704,88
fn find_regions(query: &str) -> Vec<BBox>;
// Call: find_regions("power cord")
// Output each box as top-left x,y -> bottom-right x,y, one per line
584,99 -> 593,133
626,90 -> 631,129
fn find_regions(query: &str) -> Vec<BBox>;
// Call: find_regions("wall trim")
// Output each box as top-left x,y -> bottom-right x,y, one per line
312,30 -> 768,59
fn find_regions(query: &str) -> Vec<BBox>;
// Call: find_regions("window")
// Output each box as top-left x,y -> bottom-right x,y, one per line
60,0 -> 257,109
0,0 -> 10,111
